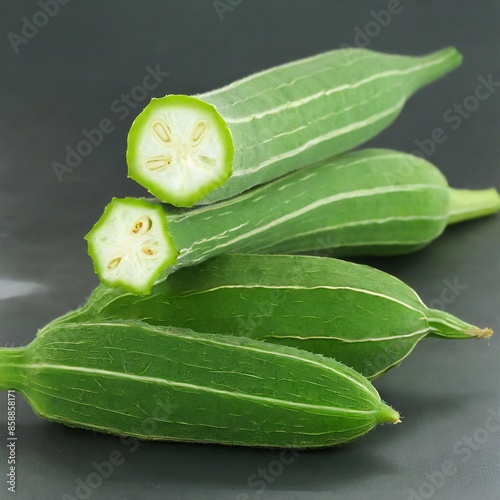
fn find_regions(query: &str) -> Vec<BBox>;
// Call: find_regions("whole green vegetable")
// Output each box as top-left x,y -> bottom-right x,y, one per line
0,321 -> 399,448
86,149 -> 500,294
49,254 -> 493,380
127,47 -> 461,206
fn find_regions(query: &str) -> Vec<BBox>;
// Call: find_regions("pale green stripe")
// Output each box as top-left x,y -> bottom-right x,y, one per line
44,416 -> 373,446
266,327 -> 431,344
224,55 -> 451,124
179,184 -> 447,259
200,50 -> 370,99
23,363 -> 376,418
60,322 -> 375,397
178,284 -> 426,316
256,215 -> 447,252
231,99 -> 406,177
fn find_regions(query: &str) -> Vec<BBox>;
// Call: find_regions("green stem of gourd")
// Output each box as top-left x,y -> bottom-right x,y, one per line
0,348 -> 26,391
448,188 -> 500,224
427,309 -> 493,340
407,47 -> 462,94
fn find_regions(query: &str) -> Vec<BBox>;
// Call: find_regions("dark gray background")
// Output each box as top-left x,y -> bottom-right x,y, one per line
1,1 -> 499,499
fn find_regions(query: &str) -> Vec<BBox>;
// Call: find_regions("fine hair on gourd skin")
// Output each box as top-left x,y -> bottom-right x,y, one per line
43,254 -> 493,380
86,149 -> 500,294
126,47 -> 462,207
0,321 -> 400,448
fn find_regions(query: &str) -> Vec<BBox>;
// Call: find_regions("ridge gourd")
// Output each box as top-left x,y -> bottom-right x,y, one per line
127,47 -> 462,206
87,149 -> 500,294
46,254 -> 493,379
0,321 -> 399,448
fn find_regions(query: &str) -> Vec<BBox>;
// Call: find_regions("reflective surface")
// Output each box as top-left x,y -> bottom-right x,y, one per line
1,2 -> 499,499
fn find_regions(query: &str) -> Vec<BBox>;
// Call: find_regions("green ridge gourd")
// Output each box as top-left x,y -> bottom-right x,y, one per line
127,47 -> 462,206
86,149 -> 500,294
48,255 -> 493,380
0,321 -> 399,448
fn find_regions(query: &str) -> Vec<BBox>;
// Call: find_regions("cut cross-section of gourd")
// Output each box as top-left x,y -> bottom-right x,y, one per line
85,198 -> 178,294
127,95 -> 234,207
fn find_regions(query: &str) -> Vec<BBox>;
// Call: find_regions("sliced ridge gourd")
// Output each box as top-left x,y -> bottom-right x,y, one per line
86,148 -> 500,294
0,321 -> 399,448
127,47 -> 462,207
47,255 -> 493,380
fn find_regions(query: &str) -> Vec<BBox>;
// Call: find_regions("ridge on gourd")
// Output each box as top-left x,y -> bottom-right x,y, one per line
45,254 -> 493,380
86,149 -> 500,294
127,47 -> 462,207
0,321 -> 399,448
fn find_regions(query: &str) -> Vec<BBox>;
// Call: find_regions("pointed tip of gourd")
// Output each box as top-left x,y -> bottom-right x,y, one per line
427,310 -> 494,341
470,327 -> 493,339
460,325 -> 493,339
377,404 -> 401,425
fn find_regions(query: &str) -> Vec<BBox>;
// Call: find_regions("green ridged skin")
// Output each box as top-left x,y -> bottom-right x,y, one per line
0,322 -> 399,448
86,148 -> 500,294
47,255 -> 493,380
127,47 -> 462,206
